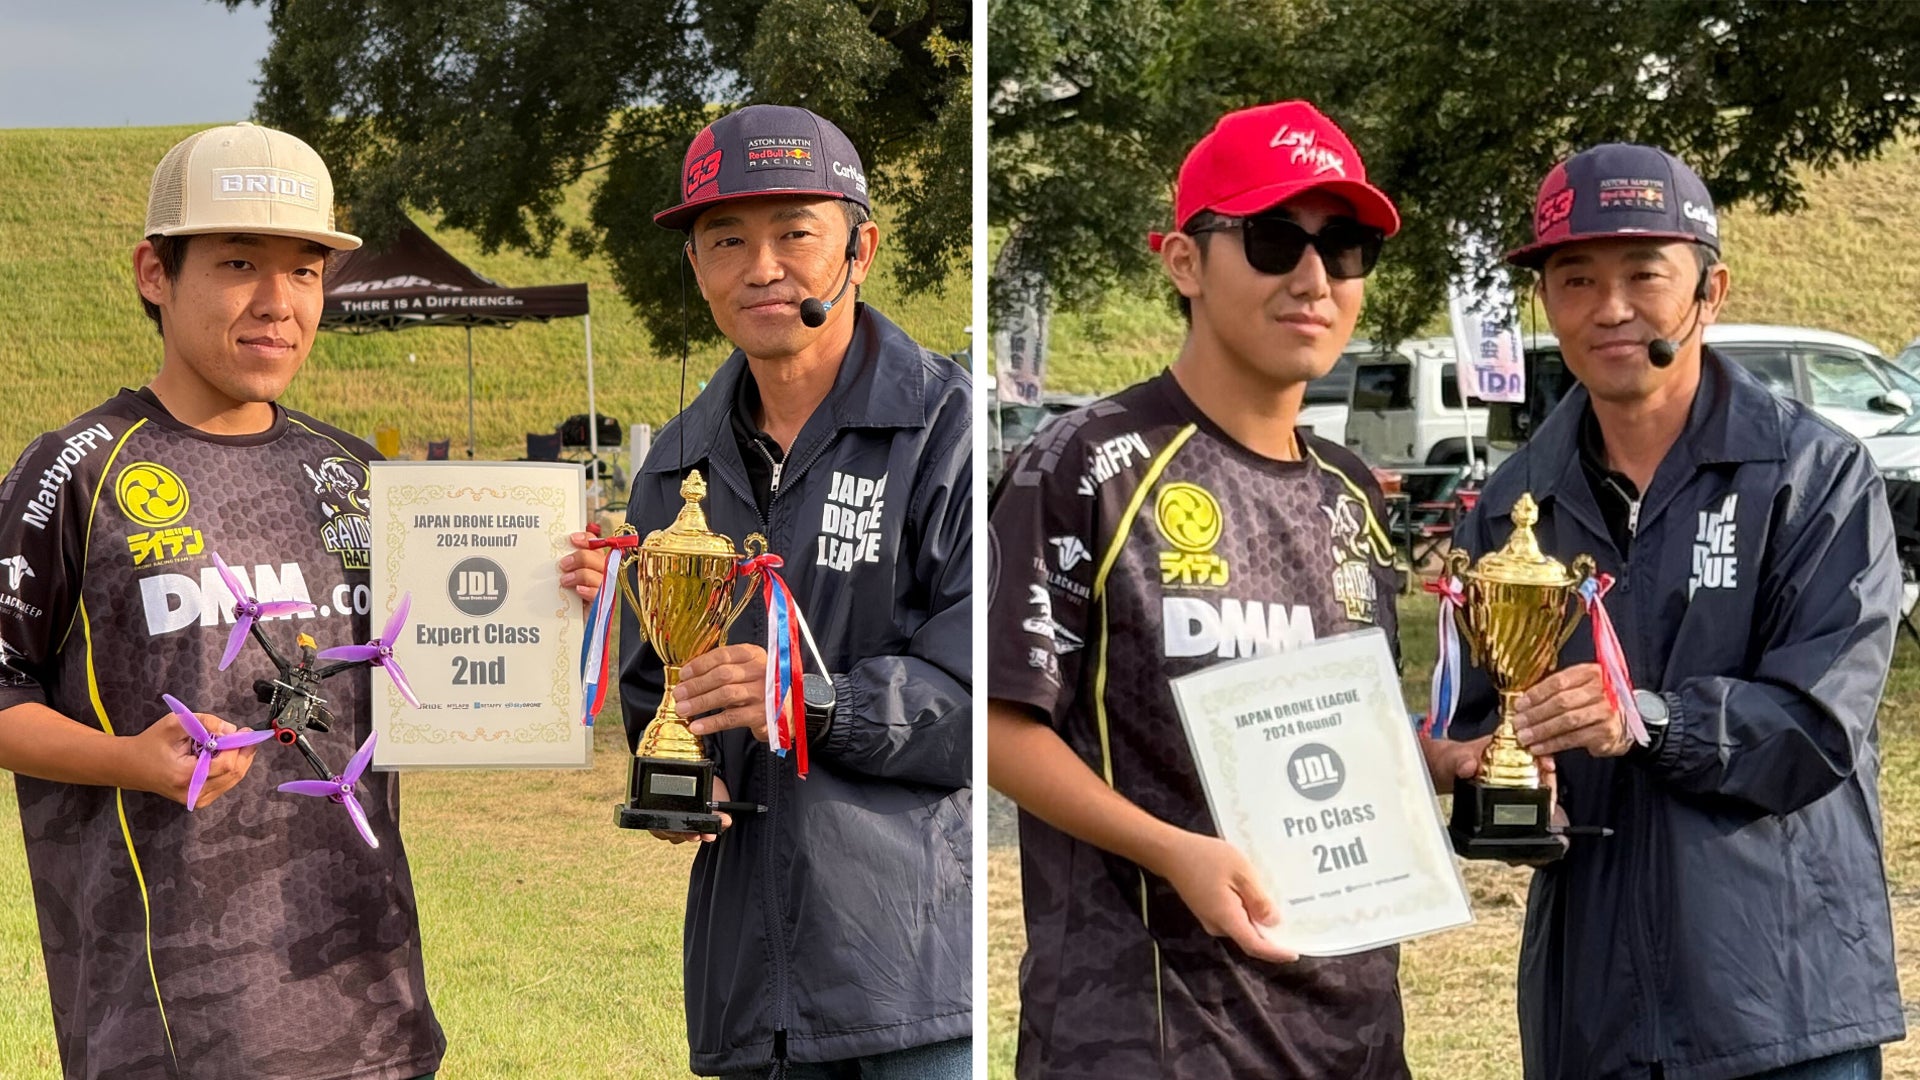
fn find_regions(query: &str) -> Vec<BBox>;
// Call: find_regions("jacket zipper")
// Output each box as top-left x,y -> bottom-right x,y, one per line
723,430 -> 833,1063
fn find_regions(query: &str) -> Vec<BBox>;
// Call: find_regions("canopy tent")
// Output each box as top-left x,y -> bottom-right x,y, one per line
320,219 -> 600,474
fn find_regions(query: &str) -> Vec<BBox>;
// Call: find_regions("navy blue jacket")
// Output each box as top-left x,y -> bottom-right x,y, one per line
619,305 -> 972,1075
1453,349 -> 1904,1080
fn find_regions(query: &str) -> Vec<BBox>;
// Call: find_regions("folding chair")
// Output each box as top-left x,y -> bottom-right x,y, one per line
525,432 -> 563,462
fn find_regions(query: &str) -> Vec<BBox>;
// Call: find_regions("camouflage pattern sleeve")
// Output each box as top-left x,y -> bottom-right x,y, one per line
0,430 -> 99,711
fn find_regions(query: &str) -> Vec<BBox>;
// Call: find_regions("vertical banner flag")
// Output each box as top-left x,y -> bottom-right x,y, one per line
1446,232 -> 1527,406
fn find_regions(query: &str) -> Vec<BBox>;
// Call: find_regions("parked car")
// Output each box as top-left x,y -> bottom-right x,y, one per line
1491,324 -> 1917,447
1894,335 -> 1920,379
1299,348 -> 1359,446
1343,336 -> 1492,470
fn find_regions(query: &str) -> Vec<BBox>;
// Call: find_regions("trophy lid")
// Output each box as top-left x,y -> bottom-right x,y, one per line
1470,493 -> 1580,587
642,470 -> 740,558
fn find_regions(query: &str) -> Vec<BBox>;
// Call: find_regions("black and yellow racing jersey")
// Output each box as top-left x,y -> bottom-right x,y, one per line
0,388 -> 443,1080
988,370 -> 1408,1080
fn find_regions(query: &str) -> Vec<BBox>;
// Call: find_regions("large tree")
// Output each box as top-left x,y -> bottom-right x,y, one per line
991,0 -> 1920,344
225,0 -> 971,351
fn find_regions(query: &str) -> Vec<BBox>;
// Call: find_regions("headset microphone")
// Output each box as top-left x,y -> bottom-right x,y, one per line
1647,265 -> 1713,369
800,230 -> 863,329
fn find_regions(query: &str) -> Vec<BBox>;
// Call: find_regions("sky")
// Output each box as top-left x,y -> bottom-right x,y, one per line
0,0 -> 273,128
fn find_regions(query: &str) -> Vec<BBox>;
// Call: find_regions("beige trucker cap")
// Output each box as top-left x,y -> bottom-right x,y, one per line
143,122 -> 362,250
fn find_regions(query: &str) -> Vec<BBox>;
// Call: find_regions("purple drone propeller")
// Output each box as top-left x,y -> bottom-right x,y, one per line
278,731 -> 380,849
210,552 -> 315,671
162,693 -> 275,811
317,594 -> 421,708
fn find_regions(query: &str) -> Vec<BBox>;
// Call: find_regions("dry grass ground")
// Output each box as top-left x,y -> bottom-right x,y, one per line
988,593 -> 1920,1078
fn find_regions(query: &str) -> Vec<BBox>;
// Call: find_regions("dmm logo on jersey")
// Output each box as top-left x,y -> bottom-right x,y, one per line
1156,482 -> 1229,587
1163,597 -> 1316,659
118,461 -> 209,568
18,423 -> 112,531
139,561 -> 370,637
817,471 -> 887,571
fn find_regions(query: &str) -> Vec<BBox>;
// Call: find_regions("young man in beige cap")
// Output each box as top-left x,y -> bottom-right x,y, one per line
0,123 -> 443,1079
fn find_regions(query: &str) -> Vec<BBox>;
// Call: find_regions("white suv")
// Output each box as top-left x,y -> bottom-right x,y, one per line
1342,337 -> 1492,469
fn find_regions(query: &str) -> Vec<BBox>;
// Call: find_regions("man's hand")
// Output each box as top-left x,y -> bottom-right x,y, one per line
651,774 -> 736,844
560,531 -> 611,600
1153,834 -> 1299,964
1513,664 -> 1633,758
1424,733 -> 1492,794
677,645 -> 770,742
132,708 -> 258,809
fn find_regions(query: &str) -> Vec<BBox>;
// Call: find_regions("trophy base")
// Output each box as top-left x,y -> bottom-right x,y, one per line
616,754 -> 722,834
1448,779 -> 1564,862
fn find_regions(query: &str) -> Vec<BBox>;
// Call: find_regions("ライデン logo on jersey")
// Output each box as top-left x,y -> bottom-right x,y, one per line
303,457 -> 371,571
1156,482 -> 1229,587
128,525 -> 207,568
116,462 -> 190,527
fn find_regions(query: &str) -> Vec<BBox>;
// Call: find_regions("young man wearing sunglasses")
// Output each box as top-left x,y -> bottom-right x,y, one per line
1442,144 -> 1905,1080
987,101 -> 1447,1078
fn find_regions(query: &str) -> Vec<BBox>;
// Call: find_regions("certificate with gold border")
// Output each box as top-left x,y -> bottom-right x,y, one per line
1169,627 -> 1471,955
368,461 -> 591,769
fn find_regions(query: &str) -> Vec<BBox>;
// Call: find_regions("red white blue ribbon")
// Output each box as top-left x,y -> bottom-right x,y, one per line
579,547 -> 625,726
742,553 -> 809,778
1424,575 -> 1466,739
1579,574 -> 1647,746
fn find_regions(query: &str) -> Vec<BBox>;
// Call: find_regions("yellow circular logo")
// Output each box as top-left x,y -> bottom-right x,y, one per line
1156,482 -> 1223,553
116,462 -> 190,527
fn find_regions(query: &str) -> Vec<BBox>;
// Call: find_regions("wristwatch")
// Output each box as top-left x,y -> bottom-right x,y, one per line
1632,688 -> 1670,754
803,672 -> 836,742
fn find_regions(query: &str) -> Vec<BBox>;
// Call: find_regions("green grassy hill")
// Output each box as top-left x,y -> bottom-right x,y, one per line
1039,139 -> 1920,393
0,125 -> 971,467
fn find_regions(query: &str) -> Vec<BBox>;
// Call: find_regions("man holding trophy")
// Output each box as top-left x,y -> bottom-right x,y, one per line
1446,144 -> 1905,1079
987,101 -> 1462,1078
566,105 -> 972,1079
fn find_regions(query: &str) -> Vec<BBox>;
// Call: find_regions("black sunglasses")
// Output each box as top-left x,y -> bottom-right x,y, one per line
1188,214 -> 1385,280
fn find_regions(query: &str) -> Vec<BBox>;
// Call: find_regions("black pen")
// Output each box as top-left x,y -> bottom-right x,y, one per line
1547,824 -> 1615,837
711,800 -> 768,815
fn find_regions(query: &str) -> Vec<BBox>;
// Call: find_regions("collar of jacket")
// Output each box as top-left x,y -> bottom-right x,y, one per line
644,303 -> 929,475
1512,344 -> 1789,510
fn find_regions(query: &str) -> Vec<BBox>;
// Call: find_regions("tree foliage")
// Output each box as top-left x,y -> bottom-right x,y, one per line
990,0 -> 1920,344
225,0 -> 970,351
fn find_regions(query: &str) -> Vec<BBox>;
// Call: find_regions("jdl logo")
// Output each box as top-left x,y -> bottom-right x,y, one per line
448,557 -> 507,617
1287,743 -> 1346,802
457,570 -> 498,599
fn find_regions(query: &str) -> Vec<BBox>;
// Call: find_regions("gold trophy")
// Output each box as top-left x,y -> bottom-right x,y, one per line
610,470 -> 769,833
1441,493 -> 1595,861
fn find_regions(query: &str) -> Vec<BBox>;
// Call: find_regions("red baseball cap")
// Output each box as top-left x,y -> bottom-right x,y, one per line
1149,100 -> 1400,252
